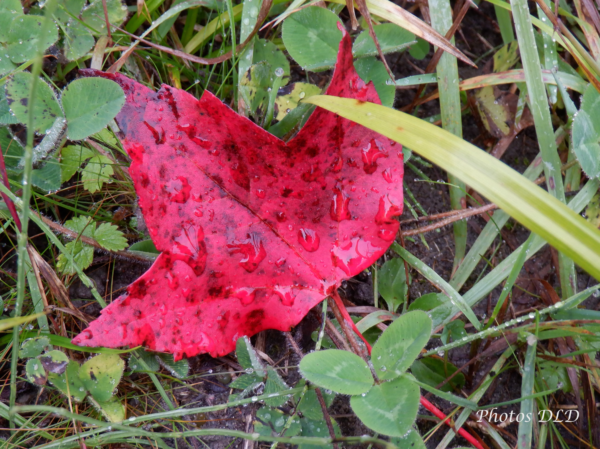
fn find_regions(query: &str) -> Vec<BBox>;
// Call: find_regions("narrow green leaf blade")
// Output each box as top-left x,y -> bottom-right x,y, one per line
305,96 -> 600,281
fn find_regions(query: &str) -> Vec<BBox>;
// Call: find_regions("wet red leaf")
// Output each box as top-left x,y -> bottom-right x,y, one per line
72,25 -> 404,360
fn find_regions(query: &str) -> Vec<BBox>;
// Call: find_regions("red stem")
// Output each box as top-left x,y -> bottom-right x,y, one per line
330,289 -> 372,353
420,396 -> 484,449
0,144 -> 21,231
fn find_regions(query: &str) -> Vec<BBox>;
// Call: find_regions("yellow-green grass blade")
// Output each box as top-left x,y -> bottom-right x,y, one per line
0,312 -> 46,332
305,95 -> 600,281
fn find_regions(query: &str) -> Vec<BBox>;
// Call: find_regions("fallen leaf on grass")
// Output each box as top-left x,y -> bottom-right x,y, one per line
72,24 -> 404,360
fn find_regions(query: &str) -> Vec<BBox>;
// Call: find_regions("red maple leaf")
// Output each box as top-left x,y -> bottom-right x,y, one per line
72,25 -> 404,360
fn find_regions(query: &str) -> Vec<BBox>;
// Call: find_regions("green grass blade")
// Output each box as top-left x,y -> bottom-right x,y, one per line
510,0 -> 576,298
450,153 -> 544,290
393,243 -> 481,330
436,347 -> 514,449
429,0 -> 467,273
305,96 -> 600,283
517,338 -> 537,449
0,312 -> 46,331
495,4 -> 516,43
11,0 -> 58,428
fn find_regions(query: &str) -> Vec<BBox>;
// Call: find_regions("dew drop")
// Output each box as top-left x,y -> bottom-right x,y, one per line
298,228 -> 320,252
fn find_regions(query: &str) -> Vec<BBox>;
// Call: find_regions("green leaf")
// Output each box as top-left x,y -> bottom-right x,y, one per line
350,375 -> 420,437
255,407 -> 302,437
390,427 -> 427,449
235,336 -> 266,377
90,396 -> 126,422
378,258 -> 407,311
5,72 -> 63,133
585,192 -> 600,228
26,358 -> 47,386
408,293 -> 445,311
253,38 -> 290,80
5,15 -> 59,63
128,239 -> 159,256
409,37 -> 430,60
81,0 -> 128,34
440,319 -> 467,344
55,0 -> 86,23
493,41 -> 520,73
93,222 -> 127,251
538,361 -> 571,393
295,381 -> 336,420
30,158 -> 62,192
239,62 -> 273,119
275,83 -> 321,121
306,95 -> 600,282
475,86 -> 511,137
0,0 -> 22,43
81,154 -> 114,192
60,145 -> 95,183
129,349 -> 160,373
20,336 -> 51,358
57,241 -> 94,275
61,78 -> 125,140
64,215 -> 95,236
157,353 -> 189,378
411,357 -> 465,392
282,6 -> 342,71
572,84 -> 600,179
354,57 -> 395,108
299,349 -> 373,395
64,20 -> 95,61
264,367 -> 289,407
79,353 -> 124,402
48,360 -> 87,402
0,89 -> 18,125
0,55 -> 17,78
229,373 -> 263,390
298,417 -> 341,449
372,310 -> 432,380
353,24 -> 415,59
39,350 -> 69,375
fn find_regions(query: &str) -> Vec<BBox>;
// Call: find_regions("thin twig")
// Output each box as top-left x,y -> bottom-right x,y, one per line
401,203 -> 498,236
315,388 -> 339,449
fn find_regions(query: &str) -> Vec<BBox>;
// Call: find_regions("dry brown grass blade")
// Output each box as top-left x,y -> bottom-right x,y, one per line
46,305 -> 94,324
101,0 -> 113,42
109,0 -> 273,72
25,245 -> 50,311
346,0 -> 359,29
401,203 -> 499,236
26,245 -> 71,308
363,0 -> 474,67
